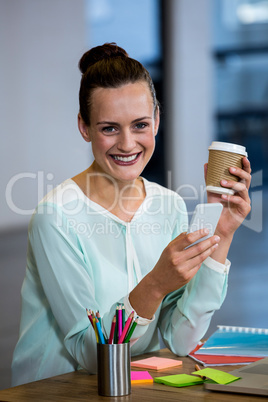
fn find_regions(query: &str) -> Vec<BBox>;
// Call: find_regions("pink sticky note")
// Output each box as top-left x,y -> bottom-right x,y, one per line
131,357 -> 183,370
131,371 -> 153,384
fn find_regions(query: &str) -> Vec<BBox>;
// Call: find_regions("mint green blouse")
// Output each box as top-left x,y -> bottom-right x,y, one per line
12,178 -> 229,386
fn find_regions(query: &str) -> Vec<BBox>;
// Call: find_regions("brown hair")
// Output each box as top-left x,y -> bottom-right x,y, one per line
78,42 -> 159,126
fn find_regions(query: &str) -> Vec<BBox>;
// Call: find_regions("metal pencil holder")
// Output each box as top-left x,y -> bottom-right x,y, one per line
97,342 -> 131,397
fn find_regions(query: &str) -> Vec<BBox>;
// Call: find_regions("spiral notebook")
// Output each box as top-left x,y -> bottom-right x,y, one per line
189,341 -> 262,366
195,325 -> 268,358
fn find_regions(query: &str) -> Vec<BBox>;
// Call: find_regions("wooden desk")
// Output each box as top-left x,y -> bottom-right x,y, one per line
0,349 -> 262,401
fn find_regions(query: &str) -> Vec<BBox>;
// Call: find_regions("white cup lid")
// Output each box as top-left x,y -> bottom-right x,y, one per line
208,141 -> 247,156
206,185 -> 234,196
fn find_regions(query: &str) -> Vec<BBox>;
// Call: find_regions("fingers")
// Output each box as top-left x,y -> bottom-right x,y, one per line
171,230 -> 220,265
179,234 -> 220,279
230,161 -> 251,189
220,179 -> 250,203
184,233 -> 220,264
186,242 -> 219,271
156,231 -> 221,294
184,228 -> 210,247
220,181 -> 251,219
171,229 -> 219,250
186,233 -> 220,253
229,157 -> 251,187
219,158 -> 251,202
221,192 -> 251,218
242,157 -> 252,174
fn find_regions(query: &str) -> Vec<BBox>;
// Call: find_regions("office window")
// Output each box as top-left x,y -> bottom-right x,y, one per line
212,0 -> 268,183
84,0 -> 165,184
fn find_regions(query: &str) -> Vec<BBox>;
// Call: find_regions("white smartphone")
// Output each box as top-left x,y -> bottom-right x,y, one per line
186,203 -> 223,247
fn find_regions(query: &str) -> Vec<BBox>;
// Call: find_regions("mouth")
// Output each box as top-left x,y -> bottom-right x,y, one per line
110,152 -> 142,165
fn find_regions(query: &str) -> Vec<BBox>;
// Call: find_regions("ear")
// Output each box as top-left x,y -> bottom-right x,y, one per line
154,106 -> 160,137
78,113 -> 91,143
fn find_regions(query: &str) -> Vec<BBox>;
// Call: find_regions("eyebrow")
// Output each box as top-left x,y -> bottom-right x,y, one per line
96,116 -> 152,125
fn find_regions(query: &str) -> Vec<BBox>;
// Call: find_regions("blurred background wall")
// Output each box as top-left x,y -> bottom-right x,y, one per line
1,0 -> 268,390
0,0 -> 91,231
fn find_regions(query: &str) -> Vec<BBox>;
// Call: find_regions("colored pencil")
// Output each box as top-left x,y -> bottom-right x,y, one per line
97,311 -> 108,342
114,306 -> 119,344
124,317 -> 138,343
118,305 -> 122,338
87,305 -> 137,345
122,305 -> 125,328
96,318 -> 106,344
86,308 -> 95,330
118,311 -> 134,344
91,311 -> 99,343
96,311 -> 102,327
108,315 -> 116,344
86,309 -> 99,343
195,364 -> 206,380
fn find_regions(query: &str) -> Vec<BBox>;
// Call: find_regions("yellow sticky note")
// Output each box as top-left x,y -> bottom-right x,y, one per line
192,368 -> 240,385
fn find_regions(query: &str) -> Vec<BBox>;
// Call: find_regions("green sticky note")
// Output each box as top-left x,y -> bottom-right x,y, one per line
191,368 -> 240,385
154,374 -> 205,387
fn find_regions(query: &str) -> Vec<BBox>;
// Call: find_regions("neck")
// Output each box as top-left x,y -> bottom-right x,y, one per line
72,163 -> 146,221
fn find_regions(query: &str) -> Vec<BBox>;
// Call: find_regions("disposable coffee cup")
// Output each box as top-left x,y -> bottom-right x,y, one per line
97,342 -> 131,397
206,141 -> 247,195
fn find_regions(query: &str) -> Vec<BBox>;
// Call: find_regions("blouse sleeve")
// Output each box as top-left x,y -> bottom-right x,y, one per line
158,260 -> 229,355
28,203 -> 121,373
157,198 -> 230,355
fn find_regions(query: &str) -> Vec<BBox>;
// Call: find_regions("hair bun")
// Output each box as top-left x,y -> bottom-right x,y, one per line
79,42 -> 129,74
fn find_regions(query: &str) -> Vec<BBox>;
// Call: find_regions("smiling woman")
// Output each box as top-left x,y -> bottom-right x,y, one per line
76,82 -> 159,212
11,43 -> 251,387
73,44 -> 160,221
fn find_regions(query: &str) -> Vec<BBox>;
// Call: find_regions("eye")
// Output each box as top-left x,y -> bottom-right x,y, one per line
134,122 -> 148,130
102,126 -> 117,134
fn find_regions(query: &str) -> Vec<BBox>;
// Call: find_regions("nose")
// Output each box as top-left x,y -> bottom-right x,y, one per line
117,130 -> 136,153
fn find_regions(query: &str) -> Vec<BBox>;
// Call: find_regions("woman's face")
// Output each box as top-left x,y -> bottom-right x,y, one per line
80,81 -> 159,184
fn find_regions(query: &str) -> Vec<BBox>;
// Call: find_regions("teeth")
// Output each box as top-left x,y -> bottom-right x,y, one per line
113,154 -> 138,162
